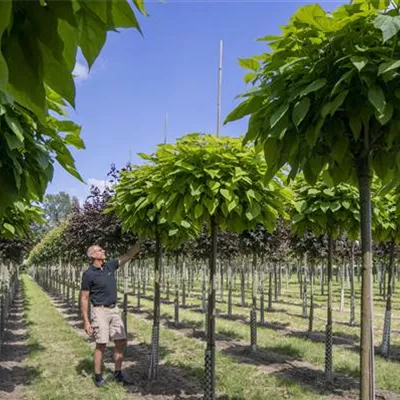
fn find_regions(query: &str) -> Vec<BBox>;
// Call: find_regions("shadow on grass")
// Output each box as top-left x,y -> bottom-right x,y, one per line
109,343 -> 203,398
221,343 -> 359,396
260,320 -> 291,331
271,365 -> 359,395
0,280 -> 43,394
163,318 -> 203,331
287,330 -> 358,347
221,342 -> 303,365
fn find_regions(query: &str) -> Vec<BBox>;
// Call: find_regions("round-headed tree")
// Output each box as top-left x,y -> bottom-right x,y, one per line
225,2 -> 400,395
291,175 -> 359,382
108,162 -> 198,381
142,133 -> 291,400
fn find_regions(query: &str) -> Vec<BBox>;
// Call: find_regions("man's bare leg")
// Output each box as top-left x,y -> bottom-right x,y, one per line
114,339 -> 127,371
94,343 -> 106,374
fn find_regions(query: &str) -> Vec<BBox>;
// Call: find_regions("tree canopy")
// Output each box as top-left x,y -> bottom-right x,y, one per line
225,0 -> 400,186
0,0 -> 147,214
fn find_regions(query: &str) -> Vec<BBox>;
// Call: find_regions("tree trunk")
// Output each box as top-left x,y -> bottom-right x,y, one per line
166,262 -> 170,301
381,239 -> 395,358
202,263 -> 206,314
274,263 -> 278,302
340,259 -> 345,313
131,261 -> 136,297
357,153 -> 375,399
320,264 -> 325,296
240,262 -> 246,307
285,265 -> 289,291
71,267 -> 75,311
302,255 -> 308,319
227,264 -> 232,318
260,266 -> 265,326
268,264 -> 273,311
123,260 -> 129,333
350,243 -> 356,326
278,263 -> 282,297
308,261 -> 314,333
382,263 -> 387,301
137,260 -> 141,310
250,252 -> 257,352
325,235 -> 333,382
174,254 -> 179,326
299,261 -> 303,299
219,260 -> 224,302
181,260 -> 186,308
149,224 -> 162,381
204,215 -> 217,400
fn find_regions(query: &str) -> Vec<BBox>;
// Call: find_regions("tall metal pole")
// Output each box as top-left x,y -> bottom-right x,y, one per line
164,112 -> 168,144
216,40 -> 223,138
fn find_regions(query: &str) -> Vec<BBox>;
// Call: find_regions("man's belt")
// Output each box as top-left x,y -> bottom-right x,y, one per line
93,303 -> 116,308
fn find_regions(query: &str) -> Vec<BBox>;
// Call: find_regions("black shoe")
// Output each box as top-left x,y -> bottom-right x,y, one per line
95,376 -> 107,387
113,371 -> 128,385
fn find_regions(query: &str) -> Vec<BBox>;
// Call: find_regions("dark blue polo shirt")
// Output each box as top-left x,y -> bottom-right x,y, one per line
81,259 -> 119,306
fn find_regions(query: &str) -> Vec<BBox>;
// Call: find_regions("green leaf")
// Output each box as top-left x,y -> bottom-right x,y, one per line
64,134 -> 85,149
378,59 -> 400,76
224,96 -> 264,123
307,188 -> 319,195
294,4 -> 325,26
111,0 -> 141,30
207,180 -> 221,193
374,14 -> 400,43
56,120 -> 81,135
4,132 -> 22,150
342,200 -> 351,209
300,79 -> 326,97
350,56 -> 368,72
331,133 -> 349,162
292,97 -> 310,127
368,86 -> 386,114
181,220 -> 191,229
330,90 -> 348,115
377,103 -> 393,125
204,197 -> 219,215
0,0 -> 11,90
321,170 -> 333,187
369,0 -> 390,10
133,0 -> 148,15
5,115 -> 25,143
220,188 -> 231,201
322,90 -> 348,117
39,41 -> 76,107
194,203 -> 203,219
270,104 -> 289,129
4,35 -> 46,122
3,223 -> 15,235
349,115 -> 362,141
77,7 -> 107,68
238,57 -> 260,71
323,187 -> 335,196
244,73 -> 257,84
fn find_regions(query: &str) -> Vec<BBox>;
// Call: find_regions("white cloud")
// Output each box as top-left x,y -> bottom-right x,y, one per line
87,178 -> 113,192
73,61 -> 89,82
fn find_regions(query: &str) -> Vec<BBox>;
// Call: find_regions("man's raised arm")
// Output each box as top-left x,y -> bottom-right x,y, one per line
119,238 -> 143,266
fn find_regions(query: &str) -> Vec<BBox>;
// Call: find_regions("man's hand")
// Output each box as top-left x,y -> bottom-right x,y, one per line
84,321 -> 93,336
119,237 -> 144,266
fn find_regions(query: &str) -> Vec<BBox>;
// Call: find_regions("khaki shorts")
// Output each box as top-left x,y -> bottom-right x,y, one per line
91,306 -> 127,344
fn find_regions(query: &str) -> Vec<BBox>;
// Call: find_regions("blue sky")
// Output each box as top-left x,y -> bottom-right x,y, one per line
47,0 -> 345,201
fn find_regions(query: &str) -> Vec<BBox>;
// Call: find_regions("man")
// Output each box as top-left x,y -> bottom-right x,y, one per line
80,240 -> 141,387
